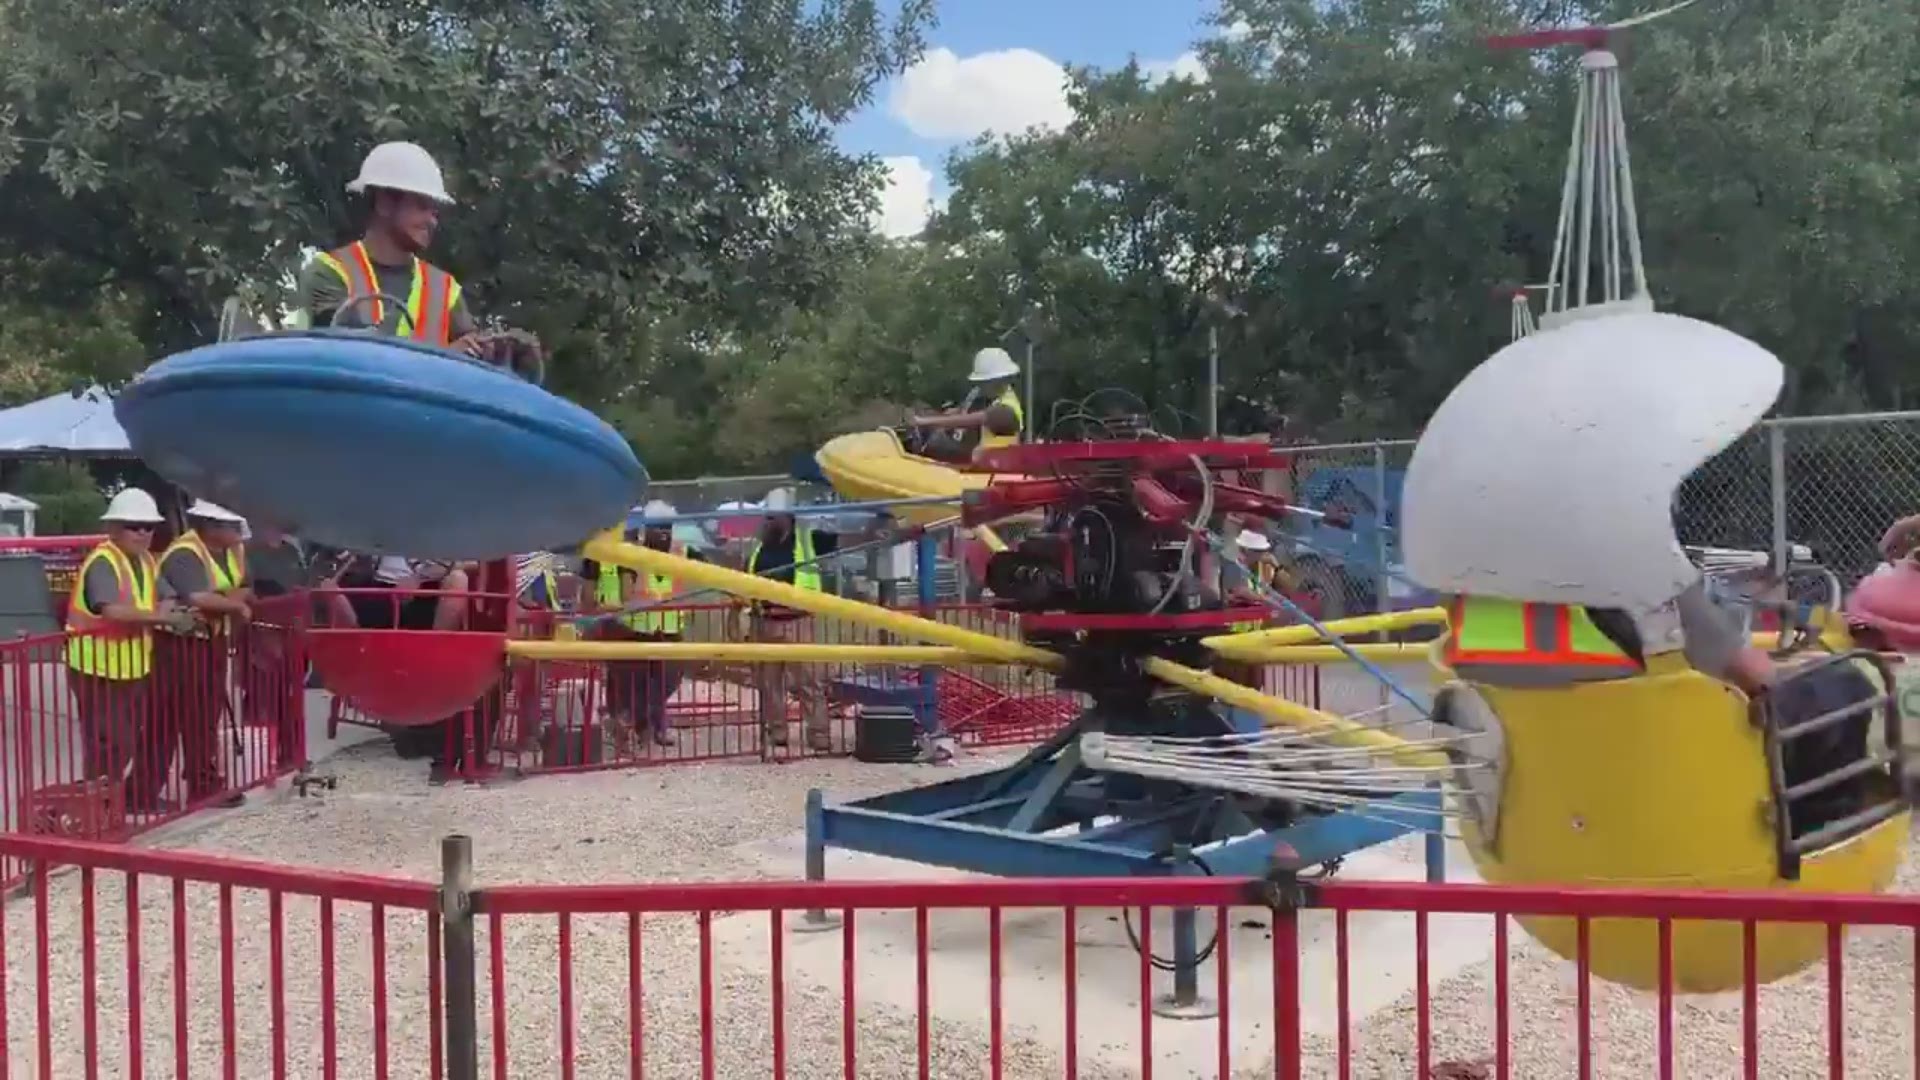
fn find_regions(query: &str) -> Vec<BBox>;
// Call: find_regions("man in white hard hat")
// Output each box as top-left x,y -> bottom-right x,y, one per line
142,499 -> 254,809
68,489 -> 194,815
292,141 -> 482,350
1219,528 -> 1283,688
909,346 -> 1025,462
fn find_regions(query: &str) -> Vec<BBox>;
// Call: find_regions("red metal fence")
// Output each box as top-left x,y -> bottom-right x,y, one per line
326,601 -> 1088,778
1,594 -> 309,889
5,830 -> 1914,1079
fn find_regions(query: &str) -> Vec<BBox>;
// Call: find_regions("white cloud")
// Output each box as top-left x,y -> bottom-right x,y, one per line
1142,51 -> 1209,86
889,47 -> 1074,140
872,155 -> 938,239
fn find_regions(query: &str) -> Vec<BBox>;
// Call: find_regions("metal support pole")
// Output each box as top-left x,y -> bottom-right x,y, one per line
1423,794 -> 1447,883
1769,422 -> 1789,577
1206,324 -> 1220,437
797,788 -> 842,931
1373,443 -> 1392,714
1152,845 -> 1219,1019
916,535 -> 942,738
441,835 -> 479,1080
1023,339 -> 1036,443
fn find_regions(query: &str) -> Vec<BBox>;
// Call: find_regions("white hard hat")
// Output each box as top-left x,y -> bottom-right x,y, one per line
186,499 -> 246,525
763,487 -> 796,513
346,141 -> 454,205
101,488 -> 164,524
641,499 -> 677,521
1237,529 -> 1272,553
968,347 -> 1020,383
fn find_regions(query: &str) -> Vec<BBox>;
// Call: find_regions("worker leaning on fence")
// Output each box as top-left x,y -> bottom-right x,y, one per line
66,489 -> 193,815
141,499 -> 254,810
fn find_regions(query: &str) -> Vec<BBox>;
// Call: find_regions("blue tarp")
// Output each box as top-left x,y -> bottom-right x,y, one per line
0,386 -> 130,456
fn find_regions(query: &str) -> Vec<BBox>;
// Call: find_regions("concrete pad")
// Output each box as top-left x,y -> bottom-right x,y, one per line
719,828 -> 1492,1074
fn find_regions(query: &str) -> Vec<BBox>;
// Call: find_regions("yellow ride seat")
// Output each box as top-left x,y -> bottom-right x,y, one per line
1435,637 -> 1909,993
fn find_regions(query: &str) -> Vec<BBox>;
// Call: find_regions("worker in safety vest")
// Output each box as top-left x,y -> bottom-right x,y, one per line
1444,582 -> 1778,693
745,487 -> 840,751
144,499 -> 253,809
67,489 -> 193,814
291,141 -> 483,349
910,347 -> 1025,463
1214,529 -> 1281,688
631,501 -> 695,750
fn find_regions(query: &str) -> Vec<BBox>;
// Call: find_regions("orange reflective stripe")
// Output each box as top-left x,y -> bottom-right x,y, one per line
403,261 -> 456,345
328,242 -> 384,326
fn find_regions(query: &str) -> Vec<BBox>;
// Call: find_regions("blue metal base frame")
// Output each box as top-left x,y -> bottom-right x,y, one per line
804,730 -> 1445,1011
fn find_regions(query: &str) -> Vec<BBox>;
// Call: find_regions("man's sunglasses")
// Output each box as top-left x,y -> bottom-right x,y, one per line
118,523 -> 157,533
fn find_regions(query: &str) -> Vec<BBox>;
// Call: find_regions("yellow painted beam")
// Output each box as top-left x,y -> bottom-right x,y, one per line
1203,606 -> 1449,657
1237,643 -> 1433,665
585,529 -> 1426,761
581,530 -> 1060,668
508,641 -> 990,664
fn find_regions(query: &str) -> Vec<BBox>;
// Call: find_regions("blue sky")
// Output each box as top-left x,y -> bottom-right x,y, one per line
846,0 -> 1222,235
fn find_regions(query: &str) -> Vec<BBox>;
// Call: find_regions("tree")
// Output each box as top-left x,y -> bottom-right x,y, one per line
0,0 -> 934,404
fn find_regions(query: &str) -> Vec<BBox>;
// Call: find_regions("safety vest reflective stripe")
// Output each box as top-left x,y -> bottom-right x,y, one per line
598,545 -> 685,633
980,387 -> 1025,450
164,532 -> 246,635
638,545 -> 684,634
1445,596 -> 1637,672
1230,562 -> 1275,633
320,243 -> 461,346
748,529 -> 821,592
596,563 -> 644,632
66,543 -> 157,679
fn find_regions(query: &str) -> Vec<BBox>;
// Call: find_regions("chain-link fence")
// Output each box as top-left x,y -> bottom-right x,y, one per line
1275,411 -> 1920,618
647,411 -> 1920,619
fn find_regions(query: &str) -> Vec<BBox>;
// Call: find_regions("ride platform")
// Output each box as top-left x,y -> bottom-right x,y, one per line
806,703 -> 1444,1015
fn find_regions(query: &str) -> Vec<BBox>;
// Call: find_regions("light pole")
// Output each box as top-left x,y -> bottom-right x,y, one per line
1205,295 -> 1244,437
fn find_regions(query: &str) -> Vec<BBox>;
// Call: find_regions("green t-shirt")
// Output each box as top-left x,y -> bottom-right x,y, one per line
291,249 -> 477,339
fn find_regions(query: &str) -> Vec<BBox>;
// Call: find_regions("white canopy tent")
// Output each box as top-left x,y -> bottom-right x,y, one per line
0,386 -> 131,457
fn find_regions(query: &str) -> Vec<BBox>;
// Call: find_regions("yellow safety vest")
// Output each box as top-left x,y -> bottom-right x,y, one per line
313,241 -> 463,346
979,386 -> 1025,450
1230,561 -> 1277,634
1445,595 -> 1639,686
66,542 -> 158,679
748,528 -> 821,592
162,531 -> 247,635
596,562 -> 644,632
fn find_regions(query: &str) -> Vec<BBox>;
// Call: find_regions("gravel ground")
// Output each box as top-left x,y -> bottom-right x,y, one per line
3,740 -> 1138,1080
8,736 -> 1920,1079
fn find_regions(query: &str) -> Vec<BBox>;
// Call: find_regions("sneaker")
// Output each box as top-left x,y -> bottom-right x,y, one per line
652,729 -> 678,747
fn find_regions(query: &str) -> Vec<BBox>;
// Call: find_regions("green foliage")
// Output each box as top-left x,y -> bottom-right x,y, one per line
5,0 -> 1919,477
0,0 -> 933,395
8,460 -> 106,533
